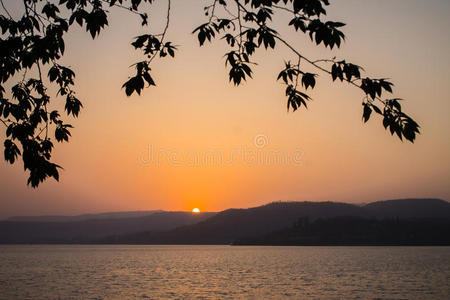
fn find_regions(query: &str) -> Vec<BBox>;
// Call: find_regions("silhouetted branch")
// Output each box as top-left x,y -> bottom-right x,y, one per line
0,0 -> 12,19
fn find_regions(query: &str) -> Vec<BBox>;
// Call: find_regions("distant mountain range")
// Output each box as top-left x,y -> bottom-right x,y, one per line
102,198 -> 450,245
1,198 -> 449,245
364,198 -> 450,218
0,211 -> 215,243
6,210 -> 164,222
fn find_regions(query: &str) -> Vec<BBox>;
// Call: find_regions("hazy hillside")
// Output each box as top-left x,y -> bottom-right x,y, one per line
6,210 -> 164,222
107,201 -> 369,244
234,216 -> 450,246
0,212 -> 215,243
2,199 -> 448,244
364,198 -> 450,218
109,199 -> 450,245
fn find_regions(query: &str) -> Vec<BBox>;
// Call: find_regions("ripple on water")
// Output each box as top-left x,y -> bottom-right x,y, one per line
0,245 -> 449,299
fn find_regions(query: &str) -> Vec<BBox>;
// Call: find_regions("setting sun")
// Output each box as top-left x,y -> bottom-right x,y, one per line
192,208 -> 200,213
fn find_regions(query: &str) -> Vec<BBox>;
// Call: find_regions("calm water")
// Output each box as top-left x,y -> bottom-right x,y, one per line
0,245 -> 449,299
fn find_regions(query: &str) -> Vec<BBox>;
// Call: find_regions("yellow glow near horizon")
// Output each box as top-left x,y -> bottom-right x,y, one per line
192,208 -> 200,213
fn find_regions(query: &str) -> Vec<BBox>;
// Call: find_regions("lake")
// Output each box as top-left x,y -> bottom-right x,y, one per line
0,245 -> 449,299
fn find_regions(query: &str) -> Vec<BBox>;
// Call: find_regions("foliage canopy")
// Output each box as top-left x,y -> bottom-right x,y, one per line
0,0 -> 420,187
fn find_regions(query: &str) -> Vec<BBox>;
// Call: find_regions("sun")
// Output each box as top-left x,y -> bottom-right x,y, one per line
192,208 -> 200,213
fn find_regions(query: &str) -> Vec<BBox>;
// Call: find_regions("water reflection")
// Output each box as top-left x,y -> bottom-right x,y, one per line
0,245 -> 448,299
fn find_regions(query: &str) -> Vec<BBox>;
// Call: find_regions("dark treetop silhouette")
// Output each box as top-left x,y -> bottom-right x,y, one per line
0,0 -> 420,187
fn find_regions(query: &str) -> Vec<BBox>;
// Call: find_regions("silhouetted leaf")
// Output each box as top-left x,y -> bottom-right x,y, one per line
65,94 -> 83,117
363,103 -> 372,123
302,73 -> 316,89
4,139 -> 20,164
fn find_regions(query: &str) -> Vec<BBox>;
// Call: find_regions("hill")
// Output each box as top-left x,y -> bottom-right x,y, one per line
109,199 -> 450,245
105,201 -> 369,244
2,199 -> 448,245
5,210 -> 164,222
233,216 -> 450,246
364,198 -> 450,218
0,211 -> 215,243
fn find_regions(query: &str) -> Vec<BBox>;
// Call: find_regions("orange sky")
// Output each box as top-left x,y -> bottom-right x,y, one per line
0,0 -> 449,218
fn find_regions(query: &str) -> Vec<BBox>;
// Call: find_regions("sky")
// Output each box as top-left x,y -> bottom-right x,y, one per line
0,0 -> 449,218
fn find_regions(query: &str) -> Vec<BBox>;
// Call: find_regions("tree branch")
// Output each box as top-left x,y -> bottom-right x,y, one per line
0,0 -> 13,19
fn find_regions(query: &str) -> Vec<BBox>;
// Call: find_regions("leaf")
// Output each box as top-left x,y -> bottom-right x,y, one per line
122,75 -> 146,96
55,124 -> 72,142
132,35 -> 149,49
143,72 -> 155,86
372,105 -> 382,115
140,13 -> 148,26
48,67 -> 59,82
362,103 -> 372,123
42,3 -> 60,19
4,139 -> 21,164
331,64 -> 343,81
50,110 -> 60,123
302,73 -> 316,89
86,9 -> 108,39
65,94 -> 83,117
380,79 -> 393,93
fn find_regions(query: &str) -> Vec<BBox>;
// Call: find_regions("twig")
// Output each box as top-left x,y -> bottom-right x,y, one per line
236,1 -> 243,56
100,0 -> 143,16
0,0 -> 13,19
293,56 -> 301,90
0,118 -> 9,127
272,4 -> 295,14
147,0 -> 171,64
208,0 -> 218,23
274,35 -> 386,105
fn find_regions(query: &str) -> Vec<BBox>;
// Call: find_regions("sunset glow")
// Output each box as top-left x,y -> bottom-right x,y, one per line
192,208 -> 200,213
0,0 -> 448,218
